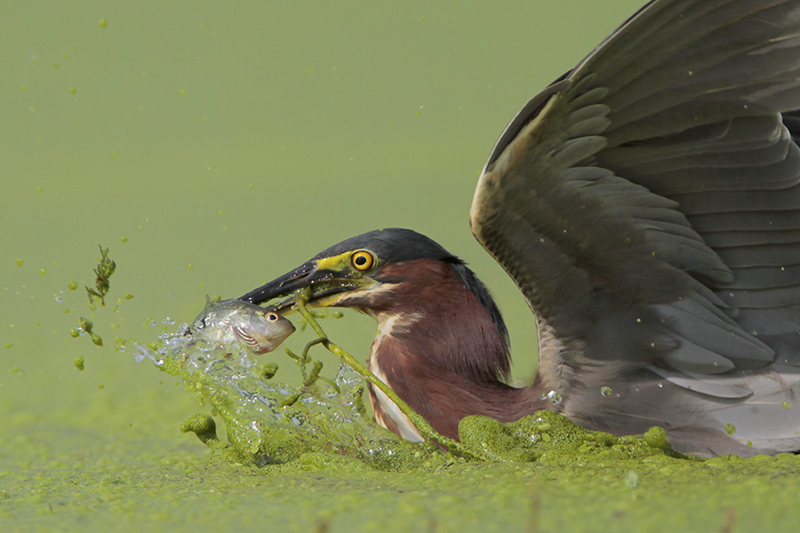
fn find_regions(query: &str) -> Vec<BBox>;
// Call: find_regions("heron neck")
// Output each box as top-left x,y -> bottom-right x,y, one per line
366,274 -> 546,440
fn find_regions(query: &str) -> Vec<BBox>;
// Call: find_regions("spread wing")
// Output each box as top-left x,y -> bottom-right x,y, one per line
470,0 -> 800,456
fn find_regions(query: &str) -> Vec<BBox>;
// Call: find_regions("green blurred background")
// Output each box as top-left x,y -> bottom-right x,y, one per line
1,1 -> 651,529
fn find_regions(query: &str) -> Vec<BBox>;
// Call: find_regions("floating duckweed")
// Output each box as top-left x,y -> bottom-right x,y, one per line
73,357 -> 85,371
120,236 -> 128,243
180,414 -> 218,445
15,258 -> 23,267
98,19 -> 108,28
69,328 -> 79,338
80,317 -> 93,332
124,293 -> 134,300
255,362 -> 279,380
724,423 -> 736,435
644,426 -> 667,449
39,268 -> 47,275
68,280 -> 78,290
600,386 -> 612,397
782,401 -> 791,410
91,333 -> 103,346
69,86 -> 76,95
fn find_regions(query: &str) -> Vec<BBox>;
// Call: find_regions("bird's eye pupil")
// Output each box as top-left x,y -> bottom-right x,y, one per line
351,251 -> 375,271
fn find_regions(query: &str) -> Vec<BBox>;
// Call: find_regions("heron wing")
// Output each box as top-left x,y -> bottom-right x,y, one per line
470,0 -> 800,455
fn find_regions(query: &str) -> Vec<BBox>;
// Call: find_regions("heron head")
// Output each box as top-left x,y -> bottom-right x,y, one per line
239,228 -> 506,335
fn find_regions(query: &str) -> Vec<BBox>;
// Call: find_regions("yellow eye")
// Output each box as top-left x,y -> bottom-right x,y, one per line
351,250 -> 375,271
265,311 -> 279,322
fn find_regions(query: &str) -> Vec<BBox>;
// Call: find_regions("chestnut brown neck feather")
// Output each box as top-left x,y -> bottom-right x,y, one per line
357,260 -> 547,441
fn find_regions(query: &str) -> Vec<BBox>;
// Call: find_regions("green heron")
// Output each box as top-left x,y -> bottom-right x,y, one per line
241,0 -> 800,457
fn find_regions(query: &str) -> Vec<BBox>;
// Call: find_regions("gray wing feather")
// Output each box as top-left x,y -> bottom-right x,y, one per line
471,0 -> 800,455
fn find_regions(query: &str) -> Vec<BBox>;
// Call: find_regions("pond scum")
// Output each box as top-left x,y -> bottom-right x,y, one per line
129,310 -> 698,473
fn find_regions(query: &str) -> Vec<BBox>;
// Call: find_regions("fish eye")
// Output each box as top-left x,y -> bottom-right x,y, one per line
351,250 -> 375,271
265,312 -> 279,322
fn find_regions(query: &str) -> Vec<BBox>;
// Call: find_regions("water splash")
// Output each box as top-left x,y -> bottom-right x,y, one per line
133,325 -> 442,470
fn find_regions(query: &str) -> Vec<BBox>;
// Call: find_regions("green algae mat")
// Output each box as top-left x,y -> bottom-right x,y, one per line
3,1 -> 800,531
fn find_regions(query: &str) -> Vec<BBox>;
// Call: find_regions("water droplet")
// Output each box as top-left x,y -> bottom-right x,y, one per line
546,390 -> 562,405
657,382 -> 663,389
724,423 -> 736,435
600,386 -> 612,397
53,290 -> 64,303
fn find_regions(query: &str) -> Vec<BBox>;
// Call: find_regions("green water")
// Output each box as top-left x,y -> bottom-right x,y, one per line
3,1 -> 799,531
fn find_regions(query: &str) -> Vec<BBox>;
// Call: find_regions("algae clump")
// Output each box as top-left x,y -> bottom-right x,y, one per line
458,411 -> 686,464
